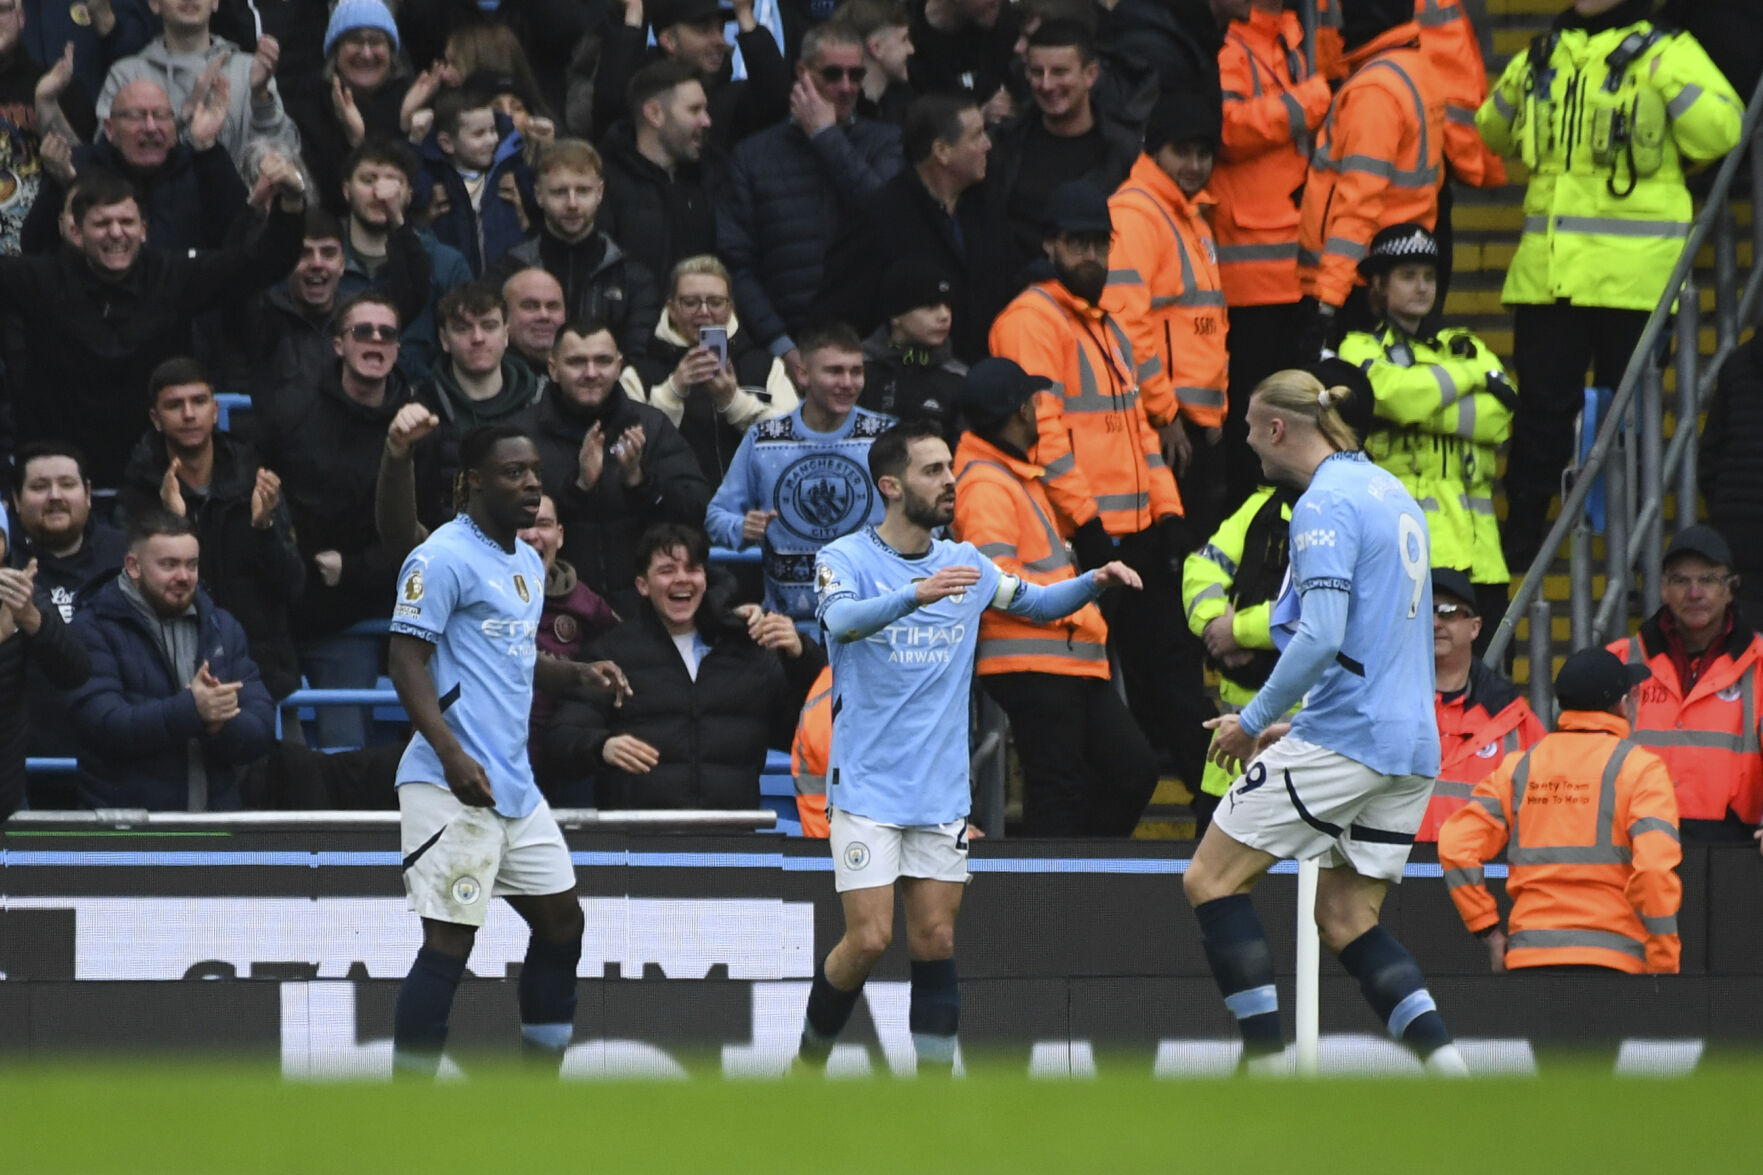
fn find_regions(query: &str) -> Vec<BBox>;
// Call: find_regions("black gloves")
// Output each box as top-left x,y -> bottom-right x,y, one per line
1071,518 -> 1116,572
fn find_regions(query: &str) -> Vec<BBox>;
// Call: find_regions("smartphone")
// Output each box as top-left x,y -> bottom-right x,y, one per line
699,325 -> 729,366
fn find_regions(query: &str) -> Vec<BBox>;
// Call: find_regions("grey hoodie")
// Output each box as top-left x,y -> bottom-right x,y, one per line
98,34 -> 300,174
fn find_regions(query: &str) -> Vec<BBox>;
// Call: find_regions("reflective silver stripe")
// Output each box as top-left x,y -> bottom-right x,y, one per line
1455,391 -> 1477,439
1431,778 -> 1475,800
1552,216 -> 1690,239
1222,89 -> 1247,102
1198,542 -> 1239,579
1280,91 -> 1307,147
1466,495 -> 1496,516
1121,187 -> 1224,311
1445,103 -> 1477,127
1443,866 -> 1484,890
1641,913 -> 1678,936
1323,235 -> 1368,261
1185,582 -> 1225,620
1329,153 -> 1395,179
1509,844 -> 1634,865
1042,452 -> 1077,479
1416,0 -> 1463,27
1523,214 -> 1548,234
1510,741 -> 1636,867
957,459 -> 1072,575
1416,496 -> 1441,512
795,772 -> 826,796
1297,248 -> 1321,268
1633,728 -> 1762,753
1431,364 -> 1460,408
1507,928 -> 1646,960
1629,816 -> 1679,842
1626,636 -> 1644,666
1106,268 -> 1144,286
1312,60 -> 1439,188
1153,290 -> 1228,309
1177,385 -> 1226,408
1469,793 -> 1506,823
978,637 -> 1109,663
1139,355 -> 1162,381
1146,452 -> 1168,470
1096,491 -> 1149,512
977,541 -> 1017,560
1666,83 -> 1703,120
1217,242 -> 1300,263
1492,90 -> 1517,120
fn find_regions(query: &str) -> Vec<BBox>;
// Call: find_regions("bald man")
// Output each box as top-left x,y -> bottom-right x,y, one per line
503,267 -> 567,376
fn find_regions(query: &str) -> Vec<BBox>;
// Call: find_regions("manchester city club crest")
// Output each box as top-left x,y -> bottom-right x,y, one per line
843,842 -> 870,871
776,453 -> 874,542
513,573 -> 530,603
403,567 -> 424,601
450,875 -> 482,906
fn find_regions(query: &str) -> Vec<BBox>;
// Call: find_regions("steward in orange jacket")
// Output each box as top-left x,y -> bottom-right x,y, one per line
1412,0 -> 1505,188
1297,1 -> 1445,354
1439,648 -> 1682,974
1215,2 -> 1335,309
1606,526 -> 1763,840
790,665 -> 832,838
950,358 -> 1157,836
1420,570 -> 1545,841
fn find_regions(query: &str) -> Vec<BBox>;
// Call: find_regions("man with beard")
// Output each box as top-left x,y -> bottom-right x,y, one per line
0,520 -> 89,822
990,179 -> 1209,798
794,417 -> 1140,1075
65,509 -> 276,810
598,59 -> 718,291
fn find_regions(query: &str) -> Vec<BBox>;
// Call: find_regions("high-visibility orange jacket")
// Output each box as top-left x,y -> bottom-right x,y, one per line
1298,21 -> 1445,309
951,432 -> 1111,679
1419,658 -> 1546,842
1439,710 -> 1682,974
1413,0 -> 1507,188
1105,155 -> 1230,429
1610,612 -> 1763,826
790,665 -> 832,838
1214,6 -> 1334,307
989,278 -> 1183,537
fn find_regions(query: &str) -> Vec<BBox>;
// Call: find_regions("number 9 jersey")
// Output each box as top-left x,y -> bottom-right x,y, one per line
1275,452 -> 1442,779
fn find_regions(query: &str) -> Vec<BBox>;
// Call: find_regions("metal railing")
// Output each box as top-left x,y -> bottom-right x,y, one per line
1487,74 -> 1763,717
4,808 -> 776,831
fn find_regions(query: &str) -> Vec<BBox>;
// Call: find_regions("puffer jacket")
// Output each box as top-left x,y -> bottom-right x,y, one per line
21,135 -> 248,257
859,326 -> 964,442
598,120 -> 722,290
717,116 -> 903,350
493,228 -> 661,358
417,112 -> 535,277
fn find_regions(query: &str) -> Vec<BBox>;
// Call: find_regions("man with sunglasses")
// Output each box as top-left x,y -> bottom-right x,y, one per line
719,21 -> 901,386
1415,568 -> 1543,843
1606,525 -> 1763,844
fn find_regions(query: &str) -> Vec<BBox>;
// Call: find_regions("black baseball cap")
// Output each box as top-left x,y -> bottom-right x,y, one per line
1431,568 -> 1477,612
961,358 -> 1051,429
1554,647 -> 1651,713
650,0 -> 734,29
1042,180 -> 1113,237
1664,524 -> 1733,570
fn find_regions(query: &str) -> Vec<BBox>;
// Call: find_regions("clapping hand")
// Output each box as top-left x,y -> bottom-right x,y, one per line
735,603 -> 803,657
249,36 -> 281,100
0,560 -> 41,634
249,468 -> 282,530
190,660 -> 243,734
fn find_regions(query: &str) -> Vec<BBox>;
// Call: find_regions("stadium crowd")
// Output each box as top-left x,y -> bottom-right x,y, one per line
0,0 -> 1758,889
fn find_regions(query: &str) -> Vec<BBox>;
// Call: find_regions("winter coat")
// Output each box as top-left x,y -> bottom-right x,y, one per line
492,228 -> 661,358
20,0 -> 154,99
530,381 -> 712,606
0,590 -> 91,820
544,599 -> 824,810
66,579 -> 275,811
819,167 -> 1021,364
591,23 -> 791,154
1097,0 -> 1224,114
335,226 -> 470,386
859,326 -> 965,442
416,112 -> 536,277
286,75 -> 412,220
718,116 -> 903,350
256,364 -> 420,639
598,121 -> 721,290
116,431 -> 307,699
989,104 -> 1142,267
0,200 -> 303,487
97,33 -> 301,170
529,558 -> 619,759
21,136 -> 249,257
413,356 -> 545,526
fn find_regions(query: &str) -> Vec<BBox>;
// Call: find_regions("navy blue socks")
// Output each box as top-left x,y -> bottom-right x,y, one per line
518,935 -> 581,1068
1337,925 -> 1454,1060
1194,894 -> 1284,1059
393,946 -> 467,1077
799,956 -> 864,1065
908,958 -> 960,1073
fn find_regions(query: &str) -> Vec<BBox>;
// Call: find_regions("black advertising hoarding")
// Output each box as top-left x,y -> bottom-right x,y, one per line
2,833 -> 1759,1076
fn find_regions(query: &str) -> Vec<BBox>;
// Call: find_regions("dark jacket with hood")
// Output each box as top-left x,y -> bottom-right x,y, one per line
414,356 -> 545,527
859,325 -> 965,442
718,114 -> 903,349
492,227 -> 662,358
416,111 -> 536,277
20,135 -> 249,258
544,584 -> 825,810
1097,0 -> 1224,115
532,380 -> 712,606
990,103 -> 1143,267
598,120 -> 722,290
287,75 -> 413,220
0,587 -> 90,821
0,199 -> 304,488
591,22 -> 791,154
66,578 -> 275,811
8,519 -> 128,761
116,430 -> 307,699
257,363 -> 419,639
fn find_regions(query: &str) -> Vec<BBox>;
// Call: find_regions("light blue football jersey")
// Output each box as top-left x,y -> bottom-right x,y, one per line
391,516 -> 546,818
814,528 -> 1005,827
1274,451 -> 1441,778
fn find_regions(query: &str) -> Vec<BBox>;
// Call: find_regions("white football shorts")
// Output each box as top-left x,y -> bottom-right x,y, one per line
1211,736 -> 1431,883
398,783 -> 575,926
829,808 -> 971,892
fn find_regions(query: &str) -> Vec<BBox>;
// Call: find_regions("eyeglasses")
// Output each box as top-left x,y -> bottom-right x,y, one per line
673,294 -> 731,312
345,323 -> 401,342
1434,603 -> 1474,619
817,64 -> 867,84
1664,572 -> 1731,590
111,108 -> 175,125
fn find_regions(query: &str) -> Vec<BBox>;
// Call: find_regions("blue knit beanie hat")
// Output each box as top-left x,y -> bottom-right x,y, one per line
324,0 -> 401,59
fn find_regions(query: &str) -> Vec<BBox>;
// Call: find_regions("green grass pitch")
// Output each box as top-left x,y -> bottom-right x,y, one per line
6,1057 -> 1759,1173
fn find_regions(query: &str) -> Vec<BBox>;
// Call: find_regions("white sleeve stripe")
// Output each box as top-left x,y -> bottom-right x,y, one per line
991,573 -> 1021,610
